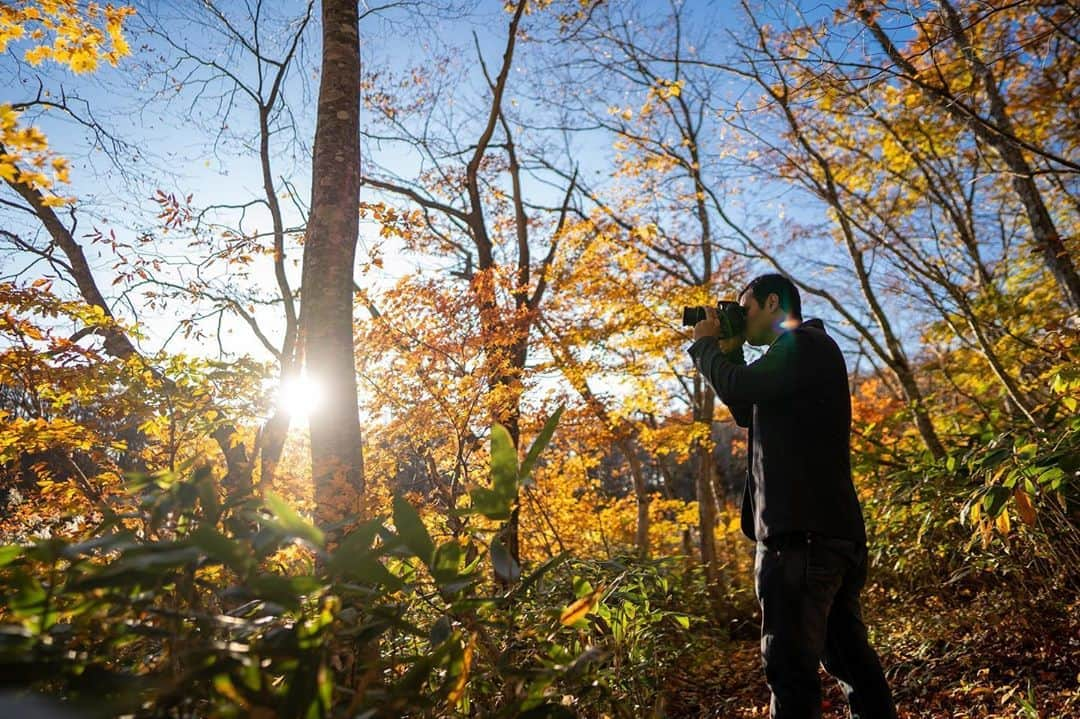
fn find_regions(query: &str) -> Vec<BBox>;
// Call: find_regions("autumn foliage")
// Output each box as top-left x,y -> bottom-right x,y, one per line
1,1 -> 1078,717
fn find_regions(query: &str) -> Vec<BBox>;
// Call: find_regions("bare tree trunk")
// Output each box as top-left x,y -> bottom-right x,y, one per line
300,0 -> 364,527
258,407 -> 292,493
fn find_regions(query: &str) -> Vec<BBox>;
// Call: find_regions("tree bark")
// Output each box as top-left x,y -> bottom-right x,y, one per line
693,375 -> 721,589
621,439 -> 652,559
299,0 -> 365,527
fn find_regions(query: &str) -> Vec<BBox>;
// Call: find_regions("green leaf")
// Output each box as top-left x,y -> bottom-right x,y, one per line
62,531 -> 138,559
72,546 -> 203,589
468,487 -> 511,521
329,518 -> 384,568
490,537 -> 521,583
491,422 -> 518,500
670,613 -> 691,629
431,541 -> 464,585
982,486 -> 1011,517
188,525 -> 251,573
392,496 -> 435,565
247,574 -> 322,610
976,447 -> 1011,471
0,545 -> 24,568
1014,443 -> 1039,460
333,554 -> 402,590
1036,466 -> 1065,490
265,493 -> 325,547
520,405 -> 564,485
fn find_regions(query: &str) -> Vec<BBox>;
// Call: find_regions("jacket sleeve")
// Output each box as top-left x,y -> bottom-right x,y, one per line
687,332 -> 803,412
687,336 -> 752,427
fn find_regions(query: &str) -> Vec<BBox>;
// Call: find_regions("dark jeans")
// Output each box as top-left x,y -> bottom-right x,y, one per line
754,532 -> 898,719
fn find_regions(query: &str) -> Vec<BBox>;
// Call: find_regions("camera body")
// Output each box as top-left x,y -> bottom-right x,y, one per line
682,300 -> 747,339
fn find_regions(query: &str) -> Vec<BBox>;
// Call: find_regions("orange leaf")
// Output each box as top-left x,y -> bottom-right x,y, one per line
559,585 -> 604,626
1012,488 -> 1036,527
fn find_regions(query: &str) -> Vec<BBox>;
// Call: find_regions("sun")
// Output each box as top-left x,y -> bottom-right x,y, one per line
277,373 -> 324,421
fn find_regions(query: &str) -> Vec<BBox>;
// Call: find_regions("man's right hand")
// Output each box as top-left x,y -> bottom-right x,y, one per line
718,334 -> 744,354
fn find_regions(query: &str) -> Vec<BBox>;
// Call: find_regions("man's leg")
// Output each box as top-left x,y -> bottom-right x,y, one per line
818,540 -> 898,719
755,536 -> 842,719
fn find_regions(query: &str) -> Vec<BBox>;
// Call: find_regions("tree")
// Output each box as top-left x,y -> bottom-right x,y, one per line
299,0 -> 365,527
134,0 -> 316,491
0,0 -> 260,494
852,0 -> 1080,311
359,0 -> 580,578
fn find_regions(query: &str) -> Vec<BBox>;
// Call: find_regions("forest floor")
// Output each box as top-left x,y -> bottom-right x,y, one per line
664,577 -> 1079,718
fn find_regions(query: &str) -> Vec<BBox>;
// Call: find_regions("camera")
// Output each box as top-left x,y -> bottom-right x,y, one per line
682,300 -> 747,338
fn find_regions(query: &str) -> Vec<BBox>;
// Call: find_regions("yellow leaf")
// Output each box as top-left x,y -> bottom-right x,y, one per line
559,585 -> 604,626
995,510 -> 1010,536
447,633 -> 475,705
1012,489 -> 1036,527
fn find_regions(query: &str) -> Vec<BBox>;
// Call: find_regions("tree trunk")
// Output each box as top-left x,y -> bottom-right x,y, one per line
694,376 -> 721,588
619,438 -> 651,558
300,0 -> 364,528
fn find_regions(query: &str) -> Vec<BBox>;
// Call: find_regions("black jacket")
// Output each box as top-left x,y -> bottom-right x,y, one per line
687,318 -> 867,544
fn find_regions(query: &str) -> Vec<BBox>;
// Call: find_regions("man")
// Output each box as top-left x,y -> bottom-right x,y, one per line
687,273 -> 898,719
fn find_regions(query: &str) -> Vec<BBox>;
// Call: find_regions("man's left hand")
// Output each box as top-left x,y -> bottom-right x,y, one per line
694,306 -> 744,352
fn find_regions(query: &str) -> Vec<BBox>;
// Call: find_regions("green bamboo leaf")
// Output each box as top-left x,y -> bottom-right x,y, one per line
468,487 -> 511,521
333,554 -> 402,590
328,517 -> 384,571
982,486 -> 1011,517
431,540 -> 463,585
392,496 -> 435,565
520,405 -> 564,485
188,525 -> 252,573
491,422 -> 518,500
0,545 -> 23,568
247,574 -> 322,611
265,493 -> 325,547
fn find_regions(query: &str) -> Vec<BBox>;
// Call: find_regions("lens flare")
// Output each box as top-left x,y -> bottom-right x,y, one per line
277,373 -> 324,421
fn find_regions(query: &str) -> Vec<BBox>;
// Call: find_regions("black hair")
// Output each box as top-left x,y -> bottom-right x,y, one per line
740,273 -> 802,320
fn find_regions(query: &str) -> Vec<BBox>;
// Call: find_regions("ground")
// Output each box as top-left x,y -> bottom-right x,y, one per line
664,579 -> 1079,718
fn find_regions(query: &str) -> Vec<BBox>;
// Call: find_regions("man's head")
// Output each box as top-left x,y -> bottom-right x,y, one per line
738,273 -> 802,346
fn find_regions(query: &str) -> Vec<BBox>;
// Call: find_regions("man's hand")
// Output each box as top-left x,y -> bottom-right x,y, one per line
694,306 -> 744,353
693,305 -> 722,341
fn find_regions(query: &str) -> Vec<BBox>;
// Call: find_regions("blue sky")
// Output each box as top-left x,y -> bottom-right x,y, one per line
1,0 -> 917,396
